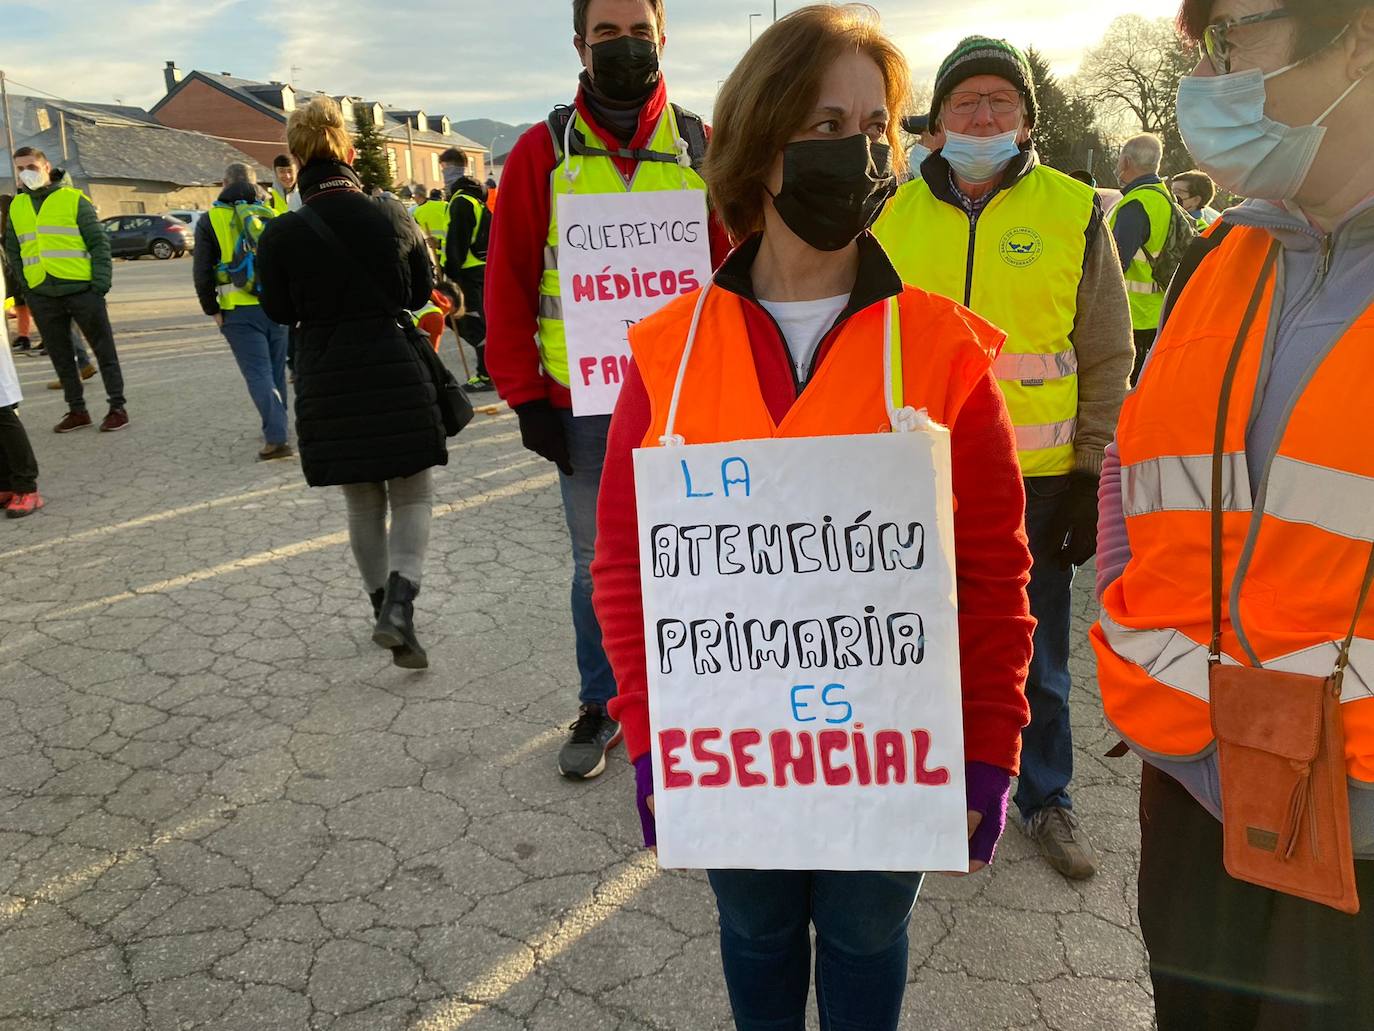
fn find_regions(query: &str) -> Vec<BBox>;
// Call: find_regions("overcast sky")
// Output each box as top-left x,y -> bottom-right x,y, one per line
4,0 -> 1168,127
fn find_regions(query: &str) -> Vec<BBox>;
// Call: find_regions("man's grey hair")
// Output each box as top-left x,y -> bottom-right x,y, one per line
223,162 -> 257,186
1120,134 -> 1163,175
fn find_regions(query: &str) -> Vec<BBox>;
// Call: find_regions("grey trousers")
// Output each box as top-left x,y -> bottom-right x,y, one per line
340,469 -> 434,591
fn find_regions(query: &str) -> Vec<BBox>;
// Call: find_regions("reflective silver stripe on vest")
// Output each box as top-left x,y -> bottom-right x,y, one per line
1126,280 -> 1160,294
539,294 -> 563,321
42,225 -> 84,238
1264,456 -> 1374,543
1099,612 -> 1374,703
18,232 -> 37,243
1016,418 -> 1077,453
1123,453 -> 1251,518
21,255 -> 40,267
41,249 -> 90,260
543,244 -> 559,272
995,349 -> 1079,383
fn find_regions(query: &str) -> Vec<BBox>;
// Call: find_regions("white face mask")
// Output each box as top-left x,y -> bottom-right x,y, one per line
18,168 -> 45,191
1177,43 -> 1366,201
940,129 -> 1021,185
907,142 -> 932,171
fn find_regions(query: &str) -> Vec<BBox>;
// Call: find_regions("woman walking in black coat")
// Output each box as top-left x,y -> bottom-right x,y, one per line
258,97 -> 446,669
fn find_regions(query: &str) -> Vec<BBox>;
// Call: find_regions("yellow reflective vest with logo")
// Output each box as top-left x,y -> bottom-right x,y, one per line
414,200 -> 449,253
444,193 -> 486,271
1107,182 -> 1172,333
875,164 -> 1094,477
208,205 -> 265,311
538,106 -> 708,388
9,189 -> 92,289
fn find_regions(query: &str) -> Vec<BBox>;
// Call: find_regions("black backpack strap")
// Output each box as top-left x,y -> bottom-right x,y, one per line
671,104 -> 708,172
1159,222 -> 1236,332
546,105 -> 576,162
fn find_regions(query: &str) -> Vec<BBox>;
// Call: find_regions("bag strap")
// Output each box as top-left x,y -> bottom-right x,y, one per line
1209,240 -> 1281,662
296,204 -> 399,321
1336,548 -> 1374,683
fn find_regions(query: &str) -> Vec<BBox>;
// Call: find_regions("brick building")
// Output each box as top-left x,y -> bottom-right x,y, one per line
151,63 -> 486,194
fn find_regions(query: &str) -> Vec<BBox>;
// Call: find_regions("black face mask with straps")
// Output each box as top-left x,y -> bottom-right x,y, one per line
588,36 -> 661,103
769,134 -> 896,252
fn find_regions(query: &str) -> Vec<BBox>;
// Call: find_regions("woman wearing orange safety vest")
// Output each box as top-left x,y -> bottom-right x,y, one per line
1093,1 -> 1374,1027
590,8 -> 1034,1028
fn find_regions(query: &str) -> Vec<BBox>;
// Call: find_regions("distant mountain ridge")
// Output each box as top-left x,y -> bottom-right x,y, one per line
454,119 -> 534,160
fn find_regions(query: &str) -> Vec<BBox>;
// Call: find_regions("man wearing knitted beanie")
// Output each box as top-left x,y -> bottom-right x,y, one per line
876,35 -> 1133,881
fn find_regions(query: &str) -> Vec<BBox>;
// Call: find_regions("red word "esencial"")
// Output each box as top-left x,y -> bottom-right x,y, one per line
571,267 -> 702,303
657,726 -> 950,789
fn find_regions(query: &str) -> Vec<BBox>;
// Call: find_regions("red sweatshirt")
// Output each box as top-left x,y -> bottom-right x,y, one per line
592,236 -> 1036,776
484,79 -> 732,409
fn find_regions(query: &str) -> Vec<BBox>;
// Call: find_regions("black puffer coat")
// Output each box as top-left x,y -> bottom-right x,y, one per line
258,161 -> 445,487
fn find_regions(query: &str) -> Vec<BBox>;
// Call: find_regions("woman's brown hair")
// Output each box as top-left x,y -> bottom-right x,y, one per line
287,96 -> 353,167
705,4 -> 911,242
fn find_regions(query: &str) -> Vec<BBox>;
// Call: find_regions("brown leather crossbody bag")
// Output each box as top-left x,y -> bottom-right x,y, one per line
1207,242 -> 1368,914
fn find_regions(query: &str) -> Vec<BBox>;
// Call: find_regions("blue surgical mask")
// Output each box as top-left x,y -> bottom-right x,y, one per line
907,142 -> 932,170
940,129 -> 1021,185
1177,40 -> 1366,201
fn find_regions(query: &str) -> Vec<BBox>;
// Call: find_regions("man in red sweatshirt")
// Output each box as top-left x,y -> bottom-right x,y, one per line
486,0 -> 728,779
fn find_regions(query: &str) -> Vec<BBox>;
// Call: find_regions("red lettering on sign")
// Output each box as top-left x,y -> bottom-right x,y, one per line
658,728 -> 693,789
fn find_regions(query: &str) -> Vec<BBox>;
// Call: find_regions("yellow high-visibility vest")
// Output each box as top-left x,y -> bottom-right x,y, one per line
875,164 -> 1095,477
208,204 -> 269,310
445,193 -> 487,271
538,106 -> 708,387
9,189 -> 92,289
1107,182 -> 1173,332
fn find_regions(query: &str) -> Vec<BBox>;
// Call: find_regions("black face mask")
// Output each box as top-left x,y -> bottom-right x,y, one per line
770,134 -> 896,252
588,36 -> 661,102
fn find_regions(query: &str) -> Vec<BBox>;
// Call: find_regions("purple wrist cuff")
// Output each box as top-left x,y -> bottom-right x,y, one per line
633,753 -> 656,849
965,761 -> 1011,866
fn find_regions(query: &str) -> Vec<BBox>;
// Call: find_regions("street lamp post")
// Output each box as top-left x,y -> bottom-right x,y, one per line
489,133 -> 508,175
749,12 -> 764,44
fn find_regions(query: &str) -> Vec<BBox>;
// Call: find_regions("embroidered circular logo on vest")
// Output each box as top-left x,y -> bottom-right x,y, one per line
999,227 -> 1043,268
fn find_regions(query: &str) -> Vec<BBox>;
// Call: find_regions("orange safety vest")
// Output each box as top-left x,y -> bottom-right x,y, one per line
631,283 -> 1002,449
1093,224 -> 1374,782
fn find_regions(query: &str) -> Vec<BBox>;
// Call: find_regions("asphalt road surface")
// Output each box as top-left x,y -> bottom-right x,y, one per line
0,257 -> 1155,1030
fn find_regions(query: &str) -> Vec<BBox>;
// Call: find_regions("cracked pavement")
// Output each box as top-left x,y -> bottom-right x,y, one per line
0,259 -> 1156,1030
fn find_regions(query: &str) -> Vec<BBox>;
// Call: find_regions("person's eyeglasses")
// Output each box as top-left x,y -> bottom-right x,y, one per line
943,89 -> 1022,117
1202,10 -> 1293,75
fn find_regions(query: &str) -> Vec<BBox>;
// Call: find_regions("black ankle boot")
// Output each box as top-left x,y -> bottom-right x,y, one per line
372,572 -> 428,669
369,588 -> 385,620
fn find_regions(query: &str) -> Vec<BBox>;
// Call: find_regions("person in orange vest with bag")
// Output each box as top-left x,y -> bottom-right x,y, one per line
1093,1 -> 1374,1027
591,8 -> 1034,1028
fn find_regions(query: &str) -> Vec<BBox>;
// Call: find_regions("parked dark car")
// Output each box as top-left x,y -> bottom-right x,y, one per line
99,214 -> 194,260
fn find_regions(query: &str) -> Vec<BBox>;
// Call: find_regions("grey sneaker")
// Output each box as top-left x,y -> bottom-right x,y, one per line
1026,806 -> 1098,880
558,704 -> 622,780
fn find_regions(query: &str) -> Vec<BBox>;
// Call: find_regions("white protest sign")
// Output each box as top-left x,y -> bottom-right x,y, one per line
634,431 -> 969,871
556,189 -> 712,416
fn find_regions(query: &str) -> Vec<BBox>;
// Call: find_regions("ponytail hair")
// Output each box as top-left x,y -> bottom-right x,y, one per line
286,96 -> 352,167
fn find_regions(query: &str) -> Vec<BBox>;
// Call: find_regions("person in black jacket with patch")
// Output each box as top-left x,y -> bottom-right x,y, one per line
257,97 -> 447,670
438,148 -> 493,392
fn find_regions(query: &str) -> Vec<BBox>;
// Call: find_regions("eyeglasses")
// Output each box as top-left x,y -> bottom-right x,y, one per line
1202,10 -> 1293,75
943,89 -> 1022,117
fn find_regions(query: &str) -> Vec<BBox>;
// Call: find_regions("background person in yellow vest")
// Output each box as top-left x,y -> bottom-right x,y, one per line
1109,133 -> 1175,383
2,147 -> 128,434
1170,167 -> 1222,229
411,190 -> 449,265
874,36 -> 1134,881
486,0 -> 728,780
192,162 -> 292,462
1096,1 -> 1374,1024
437,147 -> 494,392
270,154 -> 298,215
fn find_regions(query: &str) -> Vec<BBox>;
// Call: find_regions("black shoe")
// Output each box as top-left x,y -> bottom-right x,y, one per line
372,572 -> 428,669
11,335 -> 30,352
462,374 -> 496,394
558,704 -> 622,780
369,589 -> 385,620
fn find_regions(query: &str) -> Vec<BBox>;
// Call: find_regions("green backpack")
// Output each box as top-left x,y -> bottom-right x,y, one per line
1143,189 -> 1201,292
214,201 -> 276,296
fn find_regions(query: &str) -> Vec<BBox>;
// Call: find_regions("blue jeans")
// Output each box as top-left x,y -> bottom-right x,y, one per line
221,306 -> 289,446
1014,474 -> 1076,819
708,869 -> 925,1031
557,411 -> 616,707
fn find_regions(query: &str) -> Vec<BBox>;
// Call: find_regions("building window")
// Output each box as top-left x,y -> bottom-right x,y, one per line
387,148 -> 398,181
430,152 -> 440,182
404,150 -> 413,181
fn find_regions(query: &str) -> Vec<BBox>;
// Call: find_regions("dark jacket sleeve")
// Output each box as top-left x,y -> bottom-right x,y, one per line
3,222 -> 22,305
256,219 -> 298,327
76,197 -> 112,294
1111,199 -> 1150,274
442,195 -> 477,279
192,216 -> 221,317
